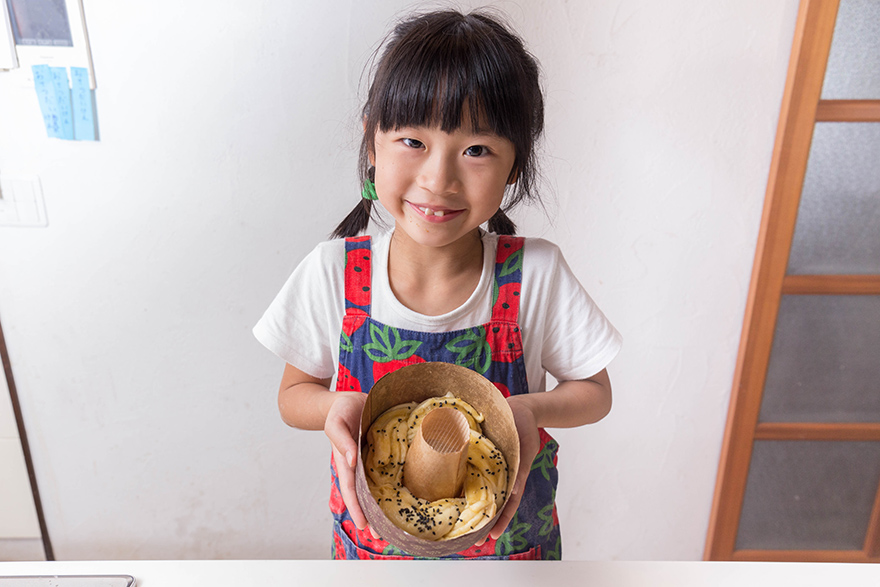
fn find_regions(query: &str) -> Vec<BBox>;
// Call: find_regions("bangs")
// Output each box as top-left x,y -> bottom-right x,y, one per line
370,16 -> 525,140
355,9 -> 545,236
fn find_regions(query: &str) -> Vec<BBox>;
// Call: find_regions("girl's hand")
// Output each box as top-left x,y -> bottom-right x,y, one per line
324,391 -> 370,530
484,394 -> 541,541
479,371 -> 612,543
278,364 -> 384,535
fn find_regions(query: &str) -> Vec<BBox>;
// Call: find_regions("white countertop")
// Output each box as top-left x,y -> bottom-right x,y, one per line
1,560 -> 879,587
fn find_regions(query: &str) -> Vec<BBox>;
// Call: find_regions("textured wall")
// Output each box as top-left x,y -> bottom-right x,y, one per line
0,0 -> 798,559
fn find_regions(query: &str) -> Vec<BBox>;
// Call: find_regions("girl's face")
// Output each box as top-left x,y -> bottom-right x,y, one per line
371,120 -> 516,250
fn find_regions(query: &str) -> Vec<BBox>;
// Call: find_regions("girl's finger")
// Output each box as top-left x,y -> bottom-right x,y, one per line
324,422 -> 358,465
489,488 -> 522,539
333,446 -> 368,529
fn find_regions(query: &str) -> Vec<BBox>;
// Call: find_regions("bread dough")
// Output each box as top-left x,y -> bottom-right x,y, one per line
363,392 -> 509,541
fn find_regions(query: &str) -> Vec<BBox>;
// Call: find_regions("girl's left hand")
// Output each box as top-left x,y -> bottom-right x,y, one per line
483,394 -> 540,541
477,372 -> 612,544
324,391 -> 370,529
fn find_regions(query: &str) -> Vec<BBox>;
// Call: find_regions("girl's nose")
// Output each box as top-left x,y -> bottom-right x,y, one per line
416,153 -> 460,196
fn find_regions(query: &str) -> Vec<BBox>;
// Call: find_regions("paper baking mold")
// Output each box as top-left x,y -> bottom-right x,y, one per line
355,362 -> 520,557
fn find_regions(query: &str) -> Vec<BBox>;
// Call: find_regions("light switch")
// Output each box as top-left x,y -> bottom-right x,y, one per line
0,176 -> 47,227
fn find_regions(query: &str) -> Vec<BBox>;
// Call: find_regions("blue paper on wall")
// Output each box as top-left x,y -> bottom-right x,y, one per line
70,67 -> 96,140
50,66 -> 75,140
32,65 -> 97,141
32,64 -> 62,138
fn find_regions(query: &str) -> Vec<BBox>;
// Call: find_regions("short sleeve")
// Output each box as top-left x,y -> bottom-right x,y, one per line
252,240 -> 346,379
522,239 -> 622,383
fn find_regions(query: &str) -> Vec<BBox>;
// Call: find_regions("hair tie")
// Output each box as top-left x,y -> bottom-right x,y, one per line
361,178 -> 378,201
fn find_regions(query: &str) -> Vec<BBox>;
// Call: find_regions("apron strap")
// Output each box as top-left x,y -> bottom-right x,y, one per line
343,236 -> 373,316
490,236 -> 524,323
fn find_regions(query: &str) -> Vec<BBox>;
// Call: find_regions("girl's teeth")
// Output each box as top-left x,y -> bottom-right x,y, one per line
419,207 -> 446,217
434,210 -> 445,217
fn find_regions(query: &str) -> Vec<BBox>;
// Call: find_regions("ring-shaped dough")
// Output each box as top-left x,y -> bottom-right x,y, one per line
364,392 -> 508,541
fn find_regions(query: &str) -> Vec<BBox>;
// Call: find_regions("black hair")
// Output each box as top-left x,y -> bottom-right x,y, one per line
331,9 -> 544,238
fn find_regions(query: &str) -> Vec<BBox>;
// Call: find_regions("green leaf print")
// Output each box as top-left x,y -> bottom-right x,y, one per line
499,249 -> 523,278
546,536 -> 561,560
531,439 -> 559,481
370,322 -> 391,350
537,504 -> 555,537
495,511 -> 531,556
382,544 -> 409,557
341,331 -> 353,353
445,327 -> 491,374
537,489 -> 556,537
363,324 -> 421,363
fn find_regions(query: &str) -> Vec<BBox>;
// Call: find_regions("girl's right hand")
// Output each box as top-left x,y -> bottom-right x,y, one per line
278,364 -> 378,534
324,391 -> 369,529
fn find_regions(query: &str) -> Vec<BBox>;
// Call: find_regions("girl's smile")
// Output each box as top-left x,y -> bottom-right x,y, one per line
407,201 -> 465,221
371,122 -> 517,248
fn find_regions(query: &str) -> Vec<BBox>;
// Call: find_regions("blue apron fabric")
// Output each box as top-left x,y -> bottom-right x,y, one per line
329,235 -> 561,559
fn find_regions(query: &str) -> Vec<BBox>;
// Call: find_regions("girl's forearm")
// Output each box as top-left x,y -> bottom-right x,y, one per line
278,364 -> 335,430
510,369 -> 612,429
278,363 -> 369,530
278,363 -> 612,431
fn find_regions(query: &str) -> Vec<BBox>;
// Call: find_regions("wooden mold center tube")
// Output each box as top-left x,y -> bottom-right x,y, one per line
403,407 -> 470,502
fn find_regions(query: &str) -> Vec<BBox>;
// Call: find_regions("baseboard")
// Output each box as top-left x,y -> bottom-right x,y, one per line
0,538 -> 46,561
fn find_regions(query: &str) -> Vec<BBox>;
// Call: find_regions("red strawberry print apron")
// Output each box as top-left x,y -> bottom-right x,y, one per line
330,235 -> 561,560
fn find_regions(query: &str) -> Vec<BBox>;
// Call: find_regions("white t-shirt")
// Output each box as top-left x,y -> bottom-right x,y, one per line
254,230 -> 621,393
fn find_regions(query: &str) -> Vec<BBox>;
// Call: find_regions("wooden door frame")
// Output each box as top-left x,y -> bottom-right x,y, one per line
0,315 -> 54,560
704,0 -> 839,562
706,0 -> 880,561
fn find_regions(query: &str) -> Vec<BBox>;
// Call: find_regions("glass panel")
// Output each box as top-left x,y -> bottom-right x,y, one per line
736,440 -> 880,551
760,295 -> 880,423
787,123 -> 880,275
821,0 -> 880,99
6,0 -> 74,47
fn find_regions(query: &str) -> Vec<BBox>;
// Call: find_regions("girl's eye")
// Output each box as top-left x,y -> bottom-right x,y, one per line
402,138 -> 424,149
465,145 -> 488,157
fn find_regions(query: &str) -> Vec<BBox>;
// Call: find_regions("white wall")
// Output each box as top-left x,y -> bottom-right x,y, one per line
0,0 -> 799,560
0,354 -> 44,561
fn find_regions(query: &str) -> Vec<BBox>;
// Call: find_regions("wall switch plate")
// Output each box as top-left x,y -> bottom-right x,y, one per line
0,176 -> 48,227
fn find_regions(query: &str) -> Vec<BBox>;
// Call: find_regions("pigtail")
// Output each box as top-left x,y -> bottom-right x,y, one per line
488,209 -> 517,235
331,163 -> 376,239
331,199 -> 372,239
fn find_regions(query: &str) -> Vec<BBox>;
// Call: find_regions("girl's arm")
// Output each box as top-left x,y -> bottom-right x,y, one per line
280,362 -> 611,541
485,368 -> 613,541
278,363 -> 370,530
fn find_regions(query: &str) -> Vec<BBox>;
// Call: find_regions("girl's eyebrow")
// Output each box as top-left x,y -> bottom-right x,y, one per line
454,126 -> 504,140
386,123 -> 507,143
391,126 -> 503,140
466,132 -> 508,143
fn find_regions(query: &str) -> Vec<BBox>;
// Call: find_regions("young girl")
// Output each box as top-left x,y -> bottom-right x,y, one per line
254,9 -> 621,560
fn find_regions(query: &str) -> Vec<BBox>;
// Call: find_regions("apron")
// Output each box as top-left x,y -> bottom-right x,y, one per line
329,235 -> 561,560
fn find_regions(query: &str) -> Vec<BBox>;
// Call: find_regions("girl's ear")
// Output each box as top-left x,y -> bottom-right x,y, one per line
507,167 -> 519,185
364,126 -> 376,167
364,118 -> 376,166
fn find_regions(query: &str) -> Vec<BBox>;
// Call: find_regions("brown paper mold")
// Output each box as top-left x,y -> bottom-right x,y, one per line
355,362 -> 520,557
